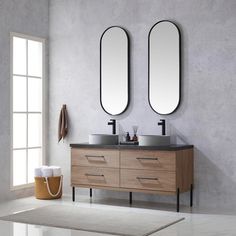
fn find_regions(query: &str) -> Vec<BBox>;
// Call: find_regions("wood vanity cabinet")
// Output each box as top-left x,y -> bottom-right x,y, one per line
71,145 -> 194,212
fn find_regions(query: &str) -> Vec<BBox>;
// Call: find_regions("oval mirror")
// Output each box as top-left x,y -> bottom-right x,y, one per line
149,20 -> 180,115
100,26 -> 129,116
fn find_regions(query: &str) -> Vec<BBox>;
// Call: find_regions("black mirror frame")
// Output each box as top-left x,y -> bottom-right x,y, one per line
148,20 -> 181,115
100,26 -> 130,116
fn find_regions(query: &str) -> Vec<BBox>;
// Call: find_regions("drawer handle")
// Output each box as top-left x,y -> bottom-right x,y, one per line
85,173 -> 104,177
85,155 -> 105,159
136,177 -> 159,181
136,157 -> 158,161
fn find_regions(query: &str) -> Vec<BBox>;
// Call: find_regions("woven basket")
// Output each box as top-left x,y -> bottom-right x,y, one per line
35,176 -> 63,200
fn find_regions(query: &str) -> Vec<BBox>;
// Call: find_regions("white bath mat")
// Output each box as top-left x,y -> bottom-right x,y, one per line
0,205 -> 184,236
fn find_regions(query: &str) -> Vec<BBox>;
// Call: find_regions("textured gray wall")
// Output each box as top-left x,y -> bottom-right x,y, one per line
49,0 -> 236,212
0,0 -> 49,201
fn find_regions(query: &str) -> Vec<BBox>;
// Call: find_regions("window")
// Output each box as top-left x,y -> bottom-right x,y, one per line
11,33 -> 45,188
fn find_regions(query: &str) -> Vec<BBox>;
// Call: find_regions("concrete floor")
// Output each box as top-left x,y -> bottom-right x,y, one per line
0,195 -> 235,235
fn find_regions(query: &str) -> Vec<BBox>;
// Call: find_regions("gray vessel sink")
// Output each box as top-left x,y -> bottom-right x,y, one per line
89,134 -> 119,145
138,135 -> 170,146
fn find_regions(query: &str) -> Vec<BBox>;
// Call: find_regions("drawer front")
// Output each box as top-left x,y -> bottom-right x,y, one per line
120,169 -> 176,191
72,166 -> 119,187
120,150 -> 176,171
71,148 -> 119,168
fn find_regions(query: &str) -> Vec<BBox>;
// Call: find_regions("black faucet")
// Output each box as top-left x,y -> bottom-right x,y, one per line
108,119 -> 116,134
158,119 -> 166,135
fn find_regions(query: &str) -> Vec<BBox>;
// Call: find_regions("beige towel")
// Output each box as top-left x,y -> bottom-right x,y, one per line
58,104 -> 68,142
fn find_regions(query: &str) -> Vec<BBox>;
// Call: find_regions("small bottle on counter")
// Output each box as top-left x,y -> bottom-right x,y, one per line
132,134 -> 138,141
132,125 -> 138,141
125,132 -> 131,142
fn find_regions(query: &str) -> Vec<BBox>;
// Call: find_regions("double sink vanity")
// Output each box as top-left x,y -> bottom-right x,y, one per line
70,125 -> 194,212
70,21 -> 190,212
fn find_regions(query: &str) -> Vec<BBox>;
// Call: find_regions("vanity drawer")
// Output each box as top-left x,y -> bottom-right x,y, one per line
71,148 -> 119,168
120,169 -> 176,191
120,150 -> 176,171
71,166 -> 119,187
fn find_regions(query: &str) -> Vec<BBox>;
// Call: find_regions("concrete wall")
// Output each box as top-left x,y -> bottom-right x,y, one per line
0,0 -> 49,201
49,0 -> 236,212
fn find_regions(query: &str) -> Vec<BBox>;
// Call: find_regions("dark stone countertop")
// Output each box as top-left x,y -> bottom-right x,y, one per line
70,143 -> 193,151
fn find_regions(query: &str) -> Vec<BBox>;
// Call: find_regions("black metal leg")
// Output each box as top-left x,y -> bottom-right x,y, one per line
190,184 -> 193,207
129,192 -> 132,205
176,188 -> 180,212
90,188 -> 92,198
72,187 -> 75,202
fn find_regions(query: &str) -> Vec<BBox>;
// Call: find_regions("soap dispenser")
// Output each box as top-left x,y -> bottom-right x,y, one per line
125,132 -> 131,142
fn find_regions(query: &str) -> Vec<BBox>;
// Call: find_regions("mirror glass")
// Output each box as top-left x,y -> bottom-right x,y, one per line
100,26 -> 129,115
149,21 -> 180,115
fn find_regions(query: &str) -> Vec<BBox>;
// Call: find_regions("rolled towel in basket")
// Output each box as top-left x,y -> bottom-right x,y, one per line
41,167 -> 53,177
34,167 -> 42,177
51,166 -> 62,177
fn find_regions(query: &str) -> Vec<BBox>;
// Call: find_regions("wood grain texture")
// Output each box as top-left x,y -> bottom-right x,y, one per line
71,148 -> 119,168
120,169 -> 176,191
71,184 -> 176,195
120,150 -> 176,171
71,166 -> 119,187
71,147 -> 194,195
176,149 -> 194,192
